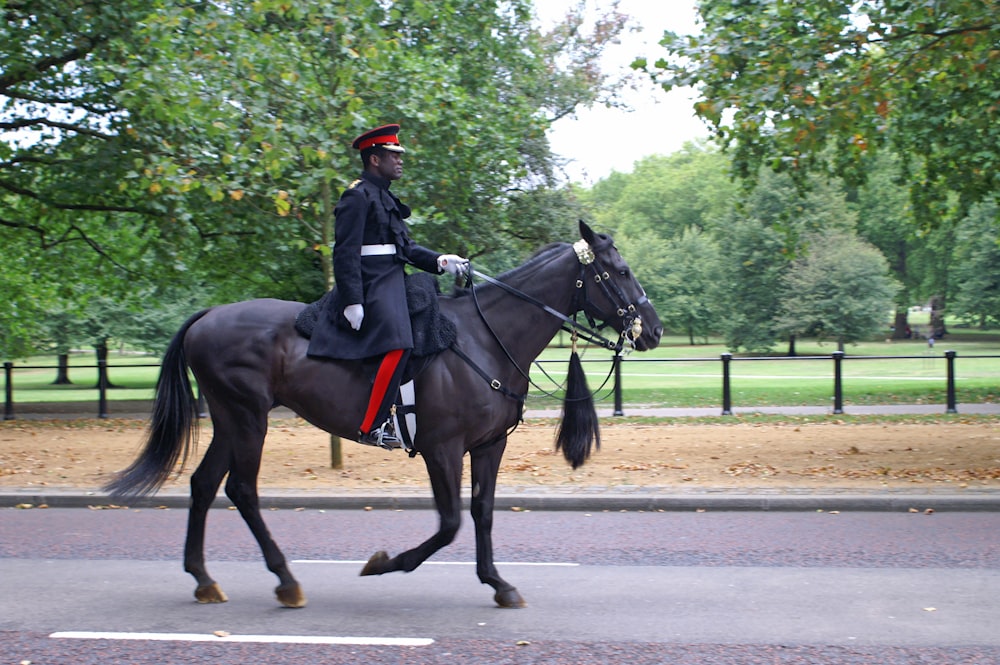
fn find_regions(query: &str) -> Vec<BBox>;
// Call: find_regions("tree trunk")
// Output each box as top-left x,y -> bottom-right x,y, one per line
51,354 -> 73,385
321,179 -> 342,469
892,308 -> 909,339
929,295 -> 947,339
786,334 -> 797,357
93,341 -> 121,389
320,179 -> 335,291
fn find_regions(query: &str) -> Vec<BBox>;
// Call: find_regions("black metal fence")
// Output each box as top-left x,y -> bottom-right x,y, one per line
541,350 -> 995,416
3,350 -> 996,420
2,359 -> 165,420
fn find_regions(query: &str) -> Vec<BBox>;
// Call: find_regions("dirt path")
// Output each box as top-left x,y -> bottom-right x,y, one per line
2,418 -> 998,493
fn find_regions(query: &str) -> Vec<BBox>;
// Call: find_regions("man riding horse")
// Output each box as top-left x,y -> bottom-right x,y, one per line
307,124 -> 468,448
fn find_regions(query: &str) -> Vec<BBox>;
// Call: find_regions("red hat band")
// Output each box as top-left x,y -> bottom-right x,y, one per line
355,134 -> 401,151
352,124 -> 405,152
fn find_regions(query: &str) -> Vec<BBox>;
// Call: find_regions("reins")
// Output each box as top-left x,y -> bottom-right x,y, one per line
451,239 -> 644,403
469,268 -> 624,353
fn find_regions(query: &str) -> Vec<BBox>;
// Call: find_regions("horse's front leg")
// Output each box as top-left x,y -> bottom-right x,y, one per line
470,437 -> 525,608
360,445 -> 464,576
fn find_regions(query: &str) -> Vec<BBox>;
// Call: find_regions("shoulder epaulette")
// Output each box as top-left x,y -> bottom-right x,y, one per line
347,179 -> 362,190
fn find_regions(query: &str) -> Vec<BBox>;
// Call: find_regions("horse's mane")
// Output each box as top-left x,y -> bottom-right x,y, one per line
447,231 -> 613,298
496,242 -> 570,281
445,242 -> 570,298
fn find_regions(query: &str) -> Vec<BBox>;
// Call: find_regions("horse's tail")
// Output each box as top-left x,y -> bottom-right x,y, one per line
104,309 -> 211,498
554,351 -> 601,469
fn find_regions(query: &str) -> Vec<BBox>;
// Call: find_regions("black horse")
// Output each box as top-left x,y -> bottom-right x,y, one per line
106,221 -> 662,609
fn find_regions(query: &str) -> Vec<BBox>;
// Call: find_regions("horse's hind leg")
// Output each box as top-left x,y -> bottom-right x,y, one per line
184,438 -> 231,604
224,430 -> 306,609
470,437 -> 525,608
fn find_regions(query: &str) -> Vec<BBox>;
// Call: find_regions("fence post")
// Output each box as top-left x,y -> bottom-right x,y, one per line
945,350 -> 958,414
832,351 -> 844,414
613,354 -> 624,416
721,353 -> 733,415
97,358 -> 109,419
3,361 -> 13,421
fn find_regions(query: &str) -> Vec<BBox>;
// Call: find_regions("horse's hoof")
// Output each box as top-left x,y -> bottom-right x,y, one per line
360,550 -> 391,576
494,588 -> 526,608
276,583 -> 307,608
195,583 -> 228,604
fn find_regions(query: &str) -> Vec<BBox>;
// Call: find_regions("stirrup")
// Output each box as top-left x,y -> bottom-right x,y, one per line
357,419 -> 401,450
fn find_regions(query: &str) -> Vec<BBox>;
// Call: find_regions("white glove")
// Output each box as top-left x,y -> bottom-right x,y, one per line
437,254 -> 469,276
344,304 -> 364,331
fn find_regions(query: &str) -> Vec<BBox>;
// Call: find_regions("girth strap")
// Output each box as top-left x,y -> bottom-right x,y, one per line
448,345 -> 526,408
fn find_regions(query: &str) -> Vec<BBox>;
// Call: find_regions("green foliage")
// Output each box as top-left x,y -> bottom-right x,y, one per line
950,198 -> 1000,328
578,143 -> 889,353
586,143 -> 736,239
2,0 -> 626,353
852,151 -> 923,314
776,230 -> 901,346
618,227 -> 723,345
716,216 -> 788,352
645,0 -> 1000,225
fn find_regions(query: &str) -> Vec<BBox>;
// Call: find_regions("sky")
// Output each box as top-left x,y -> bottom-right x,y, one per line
538,1 -> 709,184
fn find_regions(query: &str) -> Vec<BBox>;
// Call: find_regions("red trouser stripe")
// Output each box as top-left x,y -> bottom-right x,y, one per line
361,348 -> 405,433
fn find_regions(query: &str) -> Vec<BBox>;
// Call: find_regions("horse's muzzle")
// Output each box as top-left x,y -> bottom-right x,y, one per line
631,311 -> 663,351
634,324 -> 662,351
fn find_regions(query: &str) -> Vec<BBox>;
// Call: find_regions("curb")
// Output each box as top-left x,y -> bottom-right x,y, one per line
3,489 -> 998,513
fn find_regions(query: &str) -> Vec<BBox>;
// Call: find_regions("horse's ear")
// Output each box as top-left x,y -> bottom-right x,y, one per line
578,219 -> 596,244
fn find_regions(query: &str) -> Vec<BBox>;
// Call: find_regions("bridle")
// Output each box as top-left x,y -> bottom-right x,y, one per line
452,237 -> 647,401
569,238 -> 647,356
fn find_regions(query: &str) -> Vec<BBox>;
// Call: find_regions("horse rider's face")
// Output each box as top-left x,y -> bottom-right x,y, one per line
373,150 -> 404,181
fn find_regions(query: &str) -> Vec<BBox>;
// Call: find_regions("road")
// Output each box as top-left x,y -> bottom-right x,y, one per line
2,507 -> 999,664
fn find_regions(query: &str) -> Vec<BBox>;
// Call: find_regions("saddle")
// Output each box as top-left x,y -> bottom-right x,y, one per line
295,273 -> 458,453
294,272 -> 457,358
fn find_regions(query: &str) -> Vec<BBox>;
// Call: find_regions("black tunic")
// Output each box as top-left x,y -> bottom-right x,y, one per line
307,172 -> 441,361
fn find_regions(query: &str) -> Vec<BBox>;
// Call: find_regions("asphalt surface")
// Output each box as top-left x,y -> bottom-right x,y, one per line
4,509 -> 1000,664
2,402 -> 998,513
5,400 -> 1000,664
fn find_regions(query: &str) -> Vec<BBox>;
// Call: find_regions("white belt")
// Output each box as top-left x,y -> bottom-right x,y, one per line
360,244 -> 396,256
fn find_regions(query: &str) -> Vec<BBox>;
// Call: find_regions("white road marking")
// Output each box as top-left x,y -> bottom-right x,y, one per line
292,560 -> 579,566
50,631 -> 434,646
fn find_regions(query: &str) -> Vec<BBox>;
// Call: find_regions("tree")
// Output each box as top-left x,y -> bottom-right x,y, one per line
3,0 -> 628,354
0,249 -> 49,359
1,2 -> 161,261
113,0 -> 629,279
578,144 -> 868,350
716,215 -> 788,353
852,151 -> 923,337
39,309 -> 79,384
643,0 -> 1000,226
712,167 -> 860,354
950,198 -> 1000,328
0,0 -> 625,292
586,143 -> 736,241
656,227 -> 724,344
777,231 -> 900,350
